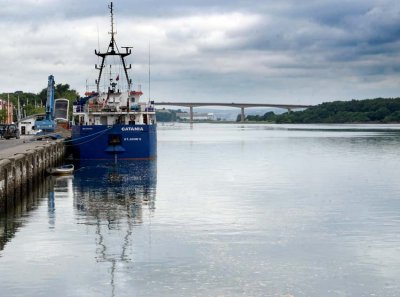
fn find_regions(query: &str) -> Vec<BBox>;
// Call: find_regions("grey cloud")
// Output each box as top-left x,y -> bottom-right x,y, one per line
0,0 -> 399,103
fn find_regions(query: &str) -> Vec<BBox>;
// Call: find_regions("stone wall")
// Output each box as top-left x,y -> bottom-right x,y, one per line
0,141 -> 65,214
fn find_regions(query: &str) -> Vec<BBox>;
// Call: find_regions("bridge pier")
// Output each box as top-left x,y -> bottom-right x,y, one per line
240,107 -> 245,122
154,102 -> 312,123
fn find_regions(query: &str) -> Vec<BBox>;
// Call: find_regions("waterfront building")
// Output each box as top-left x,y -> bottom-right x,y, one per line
0,98 -> 14,124
177,112 -> 215,121
18,115 -> 38,135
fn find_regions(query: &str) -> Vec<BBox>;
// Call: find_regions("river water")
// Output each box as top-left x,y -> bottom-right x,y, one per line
1,123 -> 400,297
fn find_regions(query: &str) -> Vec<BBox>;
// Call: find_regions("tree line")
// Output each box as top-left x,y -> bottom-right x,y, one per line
0,84 -> 79,123
3,91 -> 398,124
244,98 -> 400,123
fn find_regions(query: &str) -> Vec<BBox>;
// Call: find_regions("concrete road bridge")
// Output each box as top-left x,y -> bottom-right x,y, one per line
154,102 -> 313,122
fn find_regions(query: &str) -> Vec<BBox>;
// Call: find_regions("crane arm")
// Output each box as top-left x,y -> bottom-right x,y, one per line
46,75 -> 55,121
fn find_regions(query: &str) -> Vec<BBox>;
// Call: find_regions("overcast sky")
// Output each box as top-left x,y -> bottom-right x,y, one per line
0,0 -> 399,104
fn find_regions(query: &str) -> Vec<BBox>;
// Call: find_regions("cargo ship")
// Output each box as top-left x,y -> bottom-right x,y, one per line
71,2 -> 156,160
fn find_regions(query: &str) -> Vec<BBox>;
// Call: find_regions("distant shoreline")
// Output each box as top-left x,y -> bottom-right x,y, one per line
157,98 -> 400,124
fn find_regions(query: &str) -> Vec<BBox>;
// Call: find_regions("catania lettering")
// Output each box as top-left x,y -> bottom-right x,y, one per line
121,127 -> 144,132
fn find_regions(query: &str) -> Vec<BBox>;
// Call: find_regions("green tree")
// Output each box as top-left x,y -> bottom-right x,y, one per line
156,109 -> 177,122
0,109 -> 7,123
38,83 -> 79,119
263,98 -> 400,124
1,82 -> 79,121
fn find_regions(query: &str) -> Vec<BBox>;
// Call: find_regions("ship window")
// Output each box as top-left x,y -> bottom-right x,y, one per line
108,134 -> 122,145
73,116 -> 79,125
100,116 -> 107,125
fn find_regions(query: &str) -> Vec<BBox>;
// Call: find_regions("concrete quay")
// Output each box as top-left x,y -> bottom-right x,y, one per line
0,139 -> 66,214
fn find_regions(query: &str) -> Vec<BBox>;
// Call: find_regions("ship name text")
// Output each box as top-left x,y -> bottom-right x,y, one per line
121,127 -> 144,132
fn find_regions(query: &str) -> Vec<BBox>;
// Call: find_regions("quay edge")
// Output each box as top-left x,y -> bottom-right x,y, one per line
0,140 -> 66,214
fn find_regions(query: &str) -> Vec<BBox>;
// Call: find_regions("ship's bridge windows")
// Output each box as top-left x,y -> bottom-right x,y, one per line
116,115 -> 125,125
128,115 -> 136,125
100,116 -> 107,125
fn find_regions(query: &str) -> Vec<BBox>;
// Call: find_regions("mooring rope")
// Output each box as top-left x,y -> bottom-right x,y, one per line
63,126 -> 114,146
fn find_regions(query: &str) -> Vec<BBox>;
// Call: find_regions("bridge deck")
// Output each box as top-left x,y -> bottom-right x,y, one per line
153,101 -> 312,122
154,102 -> 312,109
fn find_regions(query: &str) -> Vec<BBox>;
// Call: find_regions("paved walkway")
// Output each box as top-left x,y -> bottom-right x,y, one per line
0,127 -> 70,160
0,138 -> 57,160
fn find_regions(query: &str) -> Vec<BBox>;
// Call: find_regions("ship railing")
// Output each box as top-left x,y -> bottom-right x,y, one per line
87,104 -> 145,113
73,105 -> 85,113
102,105 -> 118,112
88,104 -> 108,113
82,104 -> 155,114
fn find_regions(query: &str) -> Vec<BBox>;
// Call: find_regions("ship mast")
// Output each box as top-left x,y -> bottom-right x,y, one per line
95,2 -> 132,93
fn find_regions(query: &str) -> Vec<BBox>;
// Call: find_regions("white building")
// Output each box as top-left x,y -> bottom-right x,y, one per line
18,114 -> 43,135
177,112 -> 215,121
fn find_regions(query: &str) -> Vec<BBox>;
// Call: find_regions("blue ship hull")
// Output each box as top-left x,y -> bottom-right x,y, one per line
71,124 -> 157,160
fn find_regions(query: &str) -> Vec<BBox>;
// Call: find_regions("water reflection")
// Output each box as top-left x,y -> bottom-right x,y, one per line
0,179 -> 49,253
2,124 -> 400,296
73,160 -> 157,297
48,176 -> 74,228
73,160 -> 157,220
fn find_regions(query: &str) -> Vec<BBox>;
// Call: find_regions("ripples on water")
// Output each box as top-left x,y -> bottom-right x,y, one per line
1,123 -> 400,297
